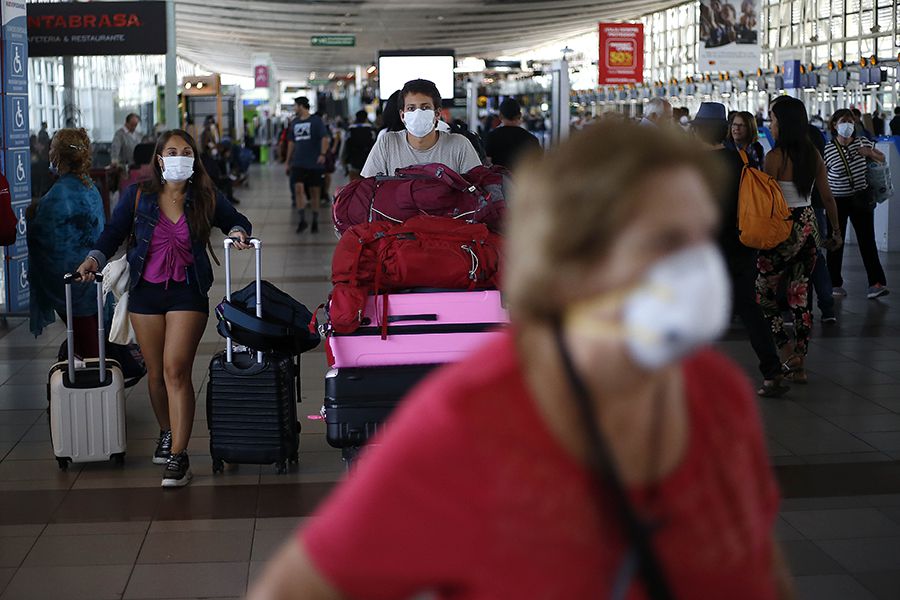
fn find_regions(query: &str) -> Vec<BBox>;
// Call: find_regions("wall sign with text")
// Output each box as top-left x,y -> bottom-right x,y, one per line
598,23 -> 644,85
27,1 -> 167,57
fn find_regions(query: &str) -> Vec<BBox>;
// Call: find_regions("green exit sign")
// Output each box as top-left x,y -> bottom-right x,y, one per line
311,35 -> 356,47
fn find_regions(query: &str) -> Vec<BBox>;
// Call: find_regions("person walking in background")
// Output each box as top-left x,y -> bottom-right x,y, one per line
285,97 -> 329,234
484,98 -> 541,170
77,129 -> 252,488
341,111 -> 376,181
757,98 -> 842,385
377,90 -> 404,141
890,107 -> 900,136
824,108 -> 889,299
726,111 -> 765,169
872,111 -> 885,137
248,121 -> 794,600
27,128 -> 106,358
692,102 -> 788,397
111,113 -> 141,168
639,97 -> 672,128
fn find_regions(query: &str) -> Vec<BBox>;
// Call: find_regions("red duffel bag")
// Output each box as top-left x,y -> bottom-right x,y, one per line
332,163 -> 505,235
329,215 -> 502,334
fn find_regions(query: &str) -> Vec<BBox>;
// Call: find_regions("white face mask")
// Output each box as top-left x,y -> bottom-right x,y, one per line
565,243 -> 732,370
161,156 -> 194,182
836,122 -> 855,138
403,109 -> 437,138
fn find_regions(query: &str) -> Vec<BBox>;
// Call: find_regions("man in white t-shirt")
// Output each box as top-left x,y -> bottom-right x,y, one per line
362,79 -> 482,177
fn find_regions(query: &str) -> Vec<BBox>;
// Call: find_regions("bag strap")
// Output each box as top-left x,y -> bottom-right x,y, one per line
737,148 -> 750,167
833,140 -> 857,190
127,189 -> 142,248
552,324 -> 675,600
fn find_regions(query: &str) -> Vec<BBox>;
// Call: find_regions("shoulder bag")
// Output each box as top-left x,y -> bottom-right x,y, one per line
104,189 -> 141,344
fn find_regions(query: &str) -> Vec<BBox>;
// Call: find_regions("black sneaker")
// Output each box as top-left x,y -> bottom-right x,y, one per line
296,220 -> 308,233
161,451 -> 192,488
311,221 -> 319,234
152,429 -> 172,465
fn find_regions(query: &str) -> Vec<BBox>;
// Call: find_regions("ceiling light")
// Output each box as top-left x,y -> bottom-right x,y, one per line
197,82 -> 204,89
366,65 -> 377,74
437,15 -> 444,21
328,72 -> 335,79
184,82 -> 192,89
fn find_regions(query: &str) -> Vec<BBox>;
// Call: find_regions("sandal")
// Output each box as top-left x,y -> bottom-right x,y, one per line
757,377 -> 791,398
782,355 -> 808,385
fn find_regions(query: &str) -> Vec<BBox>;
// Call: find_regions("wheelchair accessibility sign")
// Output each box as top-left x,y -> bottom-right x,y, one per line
4,94 -> 29,147
3,0 -> 28,95
5,148 -> 31,200
6,256 -> 29,313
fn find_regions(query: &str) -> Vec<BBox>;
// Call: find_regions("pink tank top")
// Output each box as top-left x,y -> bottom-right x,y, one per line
142,213 -> 193,285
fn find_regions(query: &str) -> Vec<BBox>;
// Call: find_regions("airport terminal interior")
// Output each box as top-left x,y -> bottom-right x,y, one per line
2,0 -> 900,598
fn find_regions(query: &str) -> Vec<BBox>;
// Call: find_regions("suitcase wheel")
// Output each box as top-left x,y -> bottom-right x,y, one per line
276,461 -> 287,475
289,452 -> 299,464
112,453 -> 126,467
56,457 -> 70,471
212,458 -> 225,474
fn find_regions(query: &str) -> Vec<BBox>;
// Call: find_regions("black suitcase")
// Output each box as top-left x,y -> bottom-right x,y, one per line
207,350 -> 299,473
207,237 -> 300,474
324,364 -> 438,459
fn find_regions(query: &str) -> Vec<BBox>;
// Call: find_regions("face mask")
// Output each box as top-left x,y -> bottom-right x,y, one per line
49,161 -> 58,175
565,243 -> 732,370
836,122 -> 855,138
404,109 -> 436,138
161,156 -> 194,182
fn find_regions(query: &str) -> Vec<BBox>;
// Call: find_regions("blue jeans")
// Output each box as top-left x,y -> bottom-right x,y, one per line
811,207 -> 835,314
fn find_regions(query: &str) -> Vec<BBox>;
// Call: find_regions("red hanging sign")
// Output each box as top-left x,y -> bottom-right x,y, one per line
254,65 -> 269,88
599,23 -> 644,85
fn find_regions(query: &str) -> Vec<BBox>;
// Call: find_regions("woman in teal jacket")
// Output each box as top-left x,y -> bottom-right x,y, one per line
27,128 -> 106,357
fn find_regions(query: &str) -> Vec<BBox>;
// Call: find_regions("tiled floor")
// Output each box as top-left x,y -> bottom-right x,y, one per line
1,163 -> 899,599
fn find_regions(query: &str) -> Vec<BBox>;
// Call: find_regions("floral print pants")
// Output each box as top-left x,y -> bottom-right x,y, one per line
755,206 -> 819,357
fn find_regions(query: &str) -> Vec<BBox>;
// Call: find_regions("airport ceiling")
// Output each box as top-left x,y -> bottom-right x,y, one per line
173,0 -> 683,80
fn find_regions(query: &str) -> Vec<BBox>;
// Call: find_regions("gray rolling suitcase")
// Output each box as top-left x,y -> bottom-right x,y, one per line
48,273 -> 126,470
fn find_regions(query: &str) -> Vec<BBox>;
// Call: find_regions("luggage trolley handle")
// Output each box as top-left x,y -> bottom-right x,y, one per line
223,237 -> 263,364
62,272 -> 107,385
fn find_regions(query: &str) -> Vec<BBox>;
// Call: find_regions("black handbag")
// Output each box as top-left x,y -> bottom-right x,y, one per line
216,280 -> 320,356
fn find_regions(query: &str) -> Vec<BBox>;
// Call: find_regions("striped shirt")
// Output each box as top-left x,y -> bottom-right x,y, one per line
824,137 -> 873,196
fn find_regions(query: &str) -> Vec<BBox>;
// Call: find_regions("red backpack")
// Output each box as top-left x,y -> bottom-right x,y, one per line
330,215 -> 502,334
332,163 -> 505,235
0,174 -> 15,247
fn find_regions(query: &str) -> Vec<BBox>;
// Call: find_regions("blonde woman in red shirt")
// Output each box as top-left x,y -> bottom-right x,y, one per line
249,121 -> 794,600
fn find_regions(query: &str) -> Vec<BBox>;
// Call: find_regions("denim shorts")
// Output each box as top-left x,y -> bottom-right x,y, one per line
129,280 -> 209,315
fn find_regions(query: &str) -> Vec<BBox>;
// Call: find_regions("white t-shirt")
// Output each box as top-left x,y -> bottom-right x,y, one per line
361,131 -> 483,177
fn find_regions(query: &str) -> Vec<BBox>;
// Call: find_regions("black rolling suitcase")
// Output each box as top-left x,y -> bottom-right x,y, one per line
207,238 -> 300,474
324,364 -> 438,462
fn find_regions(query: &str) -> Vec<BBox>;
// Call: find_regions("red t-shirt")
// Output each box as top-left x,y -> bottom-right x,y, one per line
301,333 -> 780,600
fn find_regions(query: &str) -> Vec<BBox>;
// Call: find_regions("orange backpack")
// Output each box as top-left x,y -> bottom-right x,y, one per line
736,149 -> 793,250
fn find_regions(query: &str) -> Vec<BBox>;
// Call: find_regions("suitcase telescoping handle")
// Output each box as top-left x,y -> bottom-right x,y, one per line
223,236 -> 263,364
62,272 -> 107,385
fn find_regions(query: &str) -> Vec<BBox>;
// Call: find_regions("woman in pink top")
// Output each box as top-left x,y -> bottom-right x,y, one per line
78,130 -> 252,488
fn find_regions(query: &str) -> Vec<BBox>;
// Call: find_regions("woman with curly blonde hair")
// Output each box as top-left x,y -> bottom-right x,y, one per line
27,128 -> 105,357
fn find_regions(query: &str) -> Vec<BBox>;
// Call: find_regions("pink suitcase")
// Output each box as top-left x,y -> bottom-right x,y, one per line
327,290 -> 508,368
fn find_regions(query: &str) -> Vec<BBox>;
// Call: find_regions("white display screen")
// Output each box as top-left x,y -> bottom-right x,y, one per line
378,54 -> 455,101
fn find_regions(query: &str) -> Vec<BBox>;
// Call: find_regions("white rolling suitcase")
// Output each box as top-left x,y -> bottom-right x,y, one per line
49,272 -> 126,471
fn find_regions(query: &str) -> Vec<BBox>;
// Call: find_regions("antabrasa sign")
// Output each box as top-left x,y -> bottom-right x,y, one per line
27,0 -> 167,57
